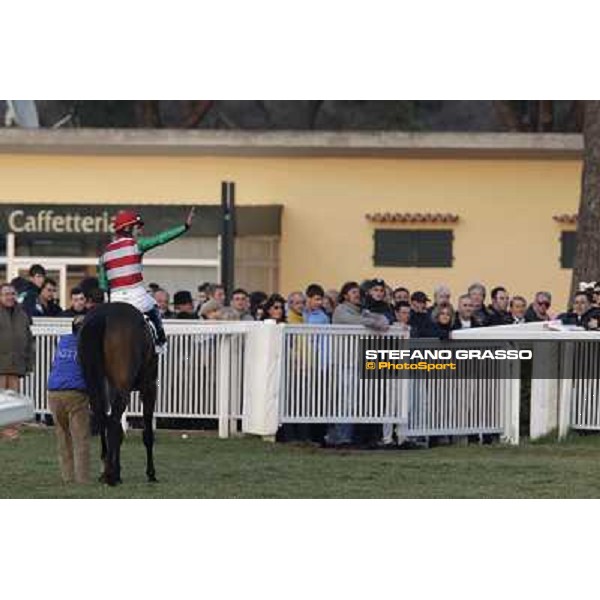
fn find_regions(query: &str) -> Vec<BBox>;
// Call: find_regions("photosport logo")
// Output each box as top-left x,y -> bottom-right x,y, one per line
359,339 -> 539,380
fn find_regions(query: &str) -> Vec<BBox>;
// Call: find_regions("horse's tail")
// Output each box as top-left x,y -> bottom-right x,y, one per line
78,310 -> 109,425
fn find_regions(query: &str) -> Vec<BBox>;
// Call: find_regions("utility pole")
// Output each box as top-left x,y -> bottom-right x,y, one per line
220,181 -> 236,299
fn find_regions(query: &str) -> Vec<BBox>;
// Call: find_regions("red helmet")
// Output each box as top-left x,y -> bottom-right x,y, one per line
113,210 -> 144,233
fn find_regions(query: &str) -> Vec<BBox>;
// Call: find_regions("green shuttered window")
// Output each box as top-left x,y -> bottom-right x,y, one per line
374,229 -> 453,267
560,231 -> 576,269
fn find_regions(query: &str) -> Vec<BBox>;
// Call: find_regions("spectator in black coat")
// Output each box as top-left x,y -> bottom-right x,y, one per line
468,282 -> 491,326
250,291 -> 268,320
428,304 -> 454,340
428,284 -> 452,315
392,286 -> 410,304
592,284 -> 600,309
84,288 -> 105,312
364,278 -> 395,324
261,294 -> 287,323
525,291 -> 552,322
393,301 -> 417,337
487,286 -> 513,326
409,290 -> 430,335
33,278 -> 63,317
61,287 -> 87,318
559,291 -> 600,329
155,289 -> 175,319
20,264 -> 46,317
509,296 -> 528,324
174,290 -> 199,319
453,294 -> 480,330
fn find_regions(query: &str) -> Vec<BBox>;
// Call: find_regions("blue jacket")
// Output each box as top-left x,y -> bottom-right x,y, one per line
304,308 -> 330,325
47,334 -> 87,392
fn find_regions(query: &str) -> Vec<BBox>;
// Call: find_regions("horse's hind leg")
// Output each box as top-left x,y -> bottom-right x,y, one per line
104,412 -> 124,486
142,383 -> 158,483
102,388 -> 126,487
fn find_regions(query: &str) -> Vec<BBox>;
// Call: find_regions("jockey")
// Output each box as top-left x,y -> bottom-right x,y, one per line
98,207 -> 195,351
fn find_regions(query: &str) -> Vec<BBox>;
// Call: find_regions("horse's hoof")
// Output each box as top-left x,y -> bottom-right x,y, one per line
147,475 -> 158,483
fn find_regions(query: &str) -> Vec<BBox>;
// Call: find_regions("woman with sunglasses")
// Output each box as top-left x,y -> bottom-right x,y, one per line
261,294 -> 287,323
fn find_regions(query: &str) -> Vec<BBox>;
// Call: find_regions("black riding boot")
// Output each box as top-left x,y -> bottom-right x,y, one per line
146,307 -> 167,346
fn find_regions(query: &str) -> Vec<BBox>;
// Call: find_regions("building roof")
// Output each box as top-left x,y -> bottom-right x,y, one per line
553,214 -> 578,224
366,212 -> 459,224
0,128 -> 584,159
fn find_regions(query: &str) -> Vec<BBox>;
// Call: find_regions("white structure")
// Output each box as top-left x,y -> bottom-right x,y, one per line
21,319 -> 526,443
452,321 -> 600,439
0,389 -> 34,427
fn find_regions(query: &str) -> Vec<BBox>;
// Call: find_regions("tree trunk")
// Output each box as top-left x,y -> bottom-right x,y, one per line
538,100 -> 554,132
135,101 -> 162,127
180,101 -> 213,128
570,101 -> 600,300
493,100 -> 522,131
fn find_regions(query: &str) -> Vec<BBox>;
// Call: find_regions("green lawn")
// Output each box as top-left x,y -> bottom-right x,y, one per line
2,427 -> 600,498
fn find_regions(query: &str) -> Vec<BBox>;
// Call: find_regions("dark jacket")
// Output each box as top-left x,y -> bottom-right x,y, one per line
486,306 -> 513,327
364,297 -> 395,324
0,304 -> 34,376
20,281 -> 41,318
47,334 -> 87,391
409,310 -> 430,335
61,307 -> 87,318
34,300 -> 63,317
525,304 -> 549,323
473,306 -> 491,327
176,312 -> 199,320
559,307 -> 600,329
161,309 -> 176,319
452,315 -> 480,330
433,322 -> 453,340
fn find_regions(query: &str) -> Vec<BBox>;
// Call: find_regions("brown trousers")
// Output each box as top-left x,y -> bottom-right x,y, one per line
47,390 -> 90,484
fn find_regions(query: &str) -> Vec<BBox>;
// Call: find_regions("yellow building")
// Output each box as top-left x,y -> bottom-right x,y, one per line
0,129 -> 582,310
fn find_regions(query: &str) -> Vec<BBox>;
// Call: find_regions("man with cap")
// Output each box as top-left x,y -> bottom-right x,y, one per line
98,207 -> 195,350
364,278 -> 395,324
173,290 -> 199,319
409,291 -> 431,336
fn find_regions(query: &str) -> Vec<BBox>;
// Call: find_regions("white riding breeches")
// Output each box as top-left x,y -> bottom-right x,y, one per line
110,285 -> 156,314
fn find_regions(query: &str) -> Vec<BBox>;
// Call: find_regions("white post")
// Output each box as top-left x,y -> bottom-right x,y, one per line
242,320 -> 283,438
558,342 -> 574,440
217,335 -> 232,439
504,361 -> 520,445
6,232 -> 15,280
530,343 -> 559,439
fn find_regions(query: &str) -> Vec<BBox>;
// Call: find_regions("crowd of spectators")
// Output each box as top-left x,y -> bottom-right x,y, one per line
4,264 -> 600,449
4,264 -> 600,334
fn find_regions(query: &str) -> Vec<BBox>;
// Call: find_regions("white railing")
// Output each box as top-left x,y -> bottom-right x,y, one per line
22,318 -> 251,437
21,319 -> 532,443
281,325 -> 519,442
453,322 -> 600,440
560,341 -> 600,432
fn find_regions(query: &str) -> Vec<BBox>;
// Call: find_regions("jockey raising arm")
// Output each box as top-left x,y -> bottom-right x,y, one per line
98,207 -> 195,349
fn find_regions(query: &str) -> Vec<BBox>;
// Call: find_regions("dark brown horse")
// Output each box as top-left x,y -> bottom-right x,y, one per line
78,302 -> 158,486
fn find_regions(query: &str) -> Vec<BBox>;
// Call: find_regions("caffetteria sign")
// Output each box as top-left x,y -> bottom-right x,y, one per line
0,203 -> 283,238
8,209 -> 113,234
0,204 -> 209,238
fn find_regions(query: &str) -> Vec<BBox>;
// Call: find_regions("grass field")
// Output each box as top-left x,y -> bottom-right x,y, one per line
2,427 -> 600,498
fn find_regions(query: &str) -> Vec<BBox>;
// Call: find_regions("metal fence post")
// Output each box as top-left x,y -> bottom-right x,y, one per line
558,342 -> 574,440
217,335 -> 232,439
